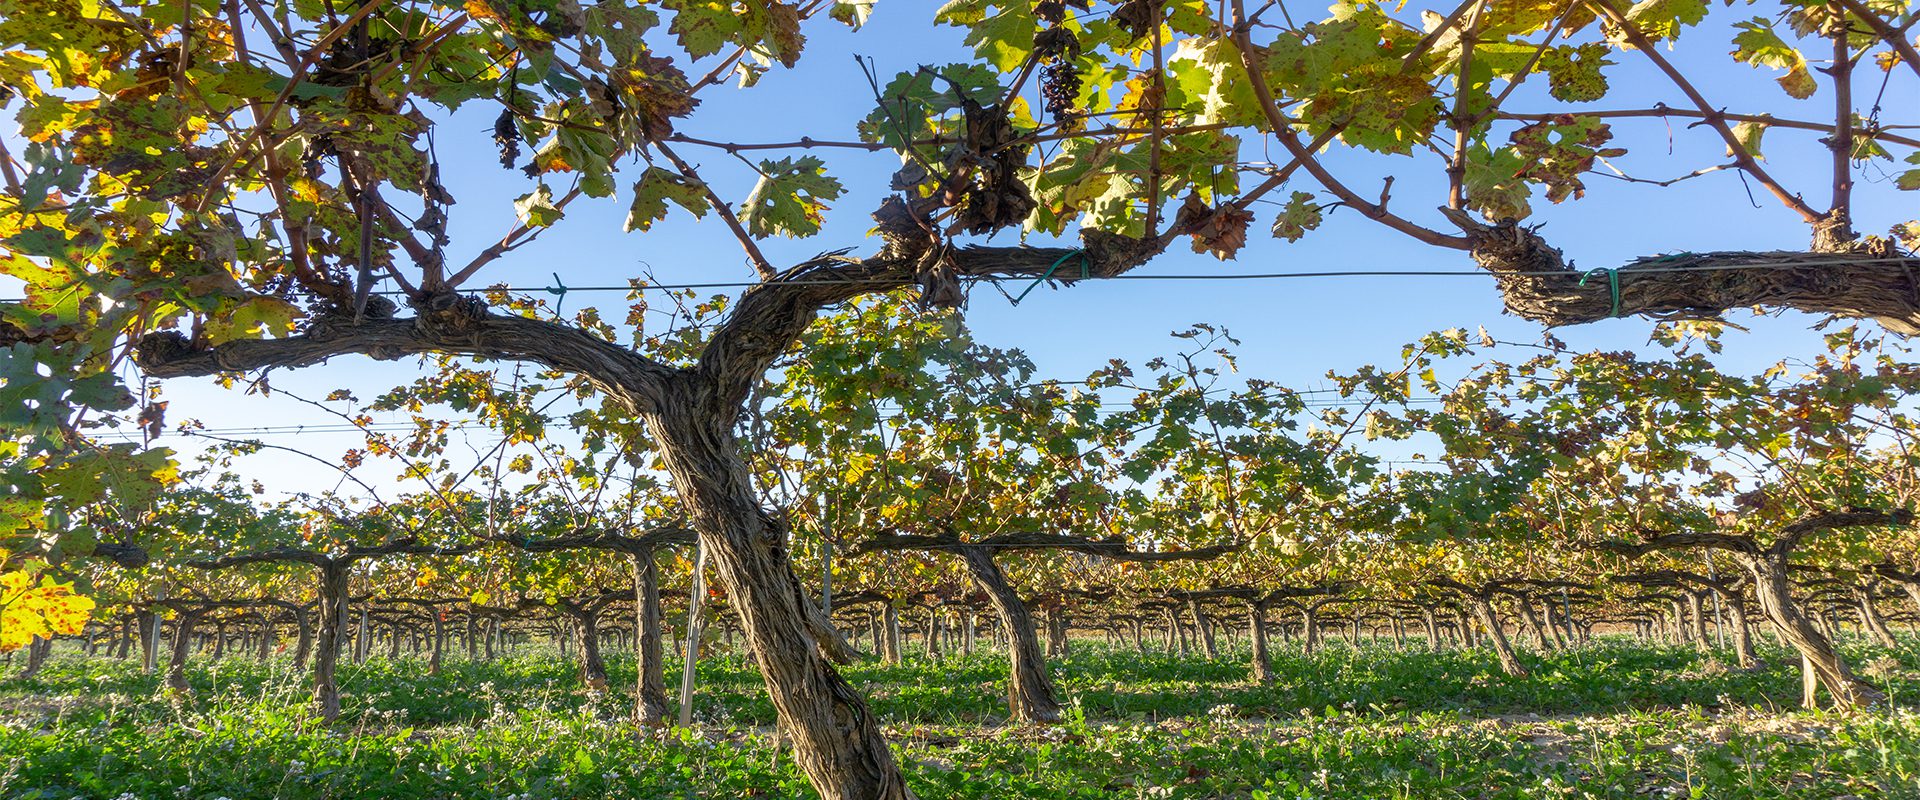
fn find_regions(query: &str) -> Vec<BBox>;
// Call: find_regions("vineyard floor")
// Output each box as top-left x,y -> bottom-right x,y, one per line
3,640 -> 1918,799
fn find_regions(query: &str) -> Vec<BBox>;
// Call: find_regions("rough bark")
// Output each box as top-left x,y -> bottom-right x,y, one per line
1684,593 -> 1713,652
632,551 -> 670,728
1726,595 -> 1760,670
1745,554 -> 1884,709
960,547 -> 1063,724
882,604 -> 902,665
115,615 -> 133,660
572,606 -> 610,692
255,612 -> 274,661
1514,599 -> 1548,648
923,605 -> 942,660
1467,596 -> 1529,679
1856,582 -> 1901,649
1046,608 -> 1070,658
1247,600 -> 1274,684
17,636 -> 50,680
1190,598 -> 1219,659
313,563 -> 350,721
1453,216 -> 1920,335
165,611 -> 200,693
1454,607 -> 1478,647
643,395 -> 912,800
429,612 -> 446,674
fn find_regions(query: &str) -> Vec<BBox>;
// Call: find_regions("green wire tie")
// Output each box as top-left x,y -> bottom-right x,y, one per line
1579,267 -> 1621,318
1011,249 -> 1091,306
546,272 -> 569,315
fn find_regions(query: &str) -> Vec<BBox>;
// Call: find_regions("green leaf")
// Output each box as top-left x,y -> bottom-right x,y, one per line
831,0 -> 875,29
1271,192 -> 1323,242
514,185 -> 564,228
1463,144 -> 1533,221
1625,0 -> 1708,41
1729,118 -> 1767,160
1776,62 -> 1817,99
1537,44 -> 1612,103
663,0 -> 745,59
740,156 -> 844,238
938,0 -> 1037,72
625,168 -> 711,232
1896,152 -> 1920,191
202,297 -> 303,345
1733,17 -> 1817,98
1167,37 -> 1264,129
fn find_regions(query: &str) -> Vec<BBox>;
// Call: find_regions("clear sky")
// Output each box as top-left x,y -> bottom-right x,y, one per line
45,1 -> 1918,500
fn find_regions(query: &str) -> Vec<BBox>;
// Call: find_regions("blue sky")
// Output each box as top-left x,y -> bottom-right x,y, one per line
46,1 -> 1917,499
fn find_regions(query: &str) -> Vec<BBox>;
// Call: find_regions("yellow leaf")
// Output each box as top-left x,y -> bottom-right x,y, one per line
0,570 -> 96,652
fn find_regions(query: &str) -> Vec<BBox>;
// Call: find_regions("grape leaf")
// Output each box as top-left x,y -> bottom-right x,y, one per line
740,156 -> 844,238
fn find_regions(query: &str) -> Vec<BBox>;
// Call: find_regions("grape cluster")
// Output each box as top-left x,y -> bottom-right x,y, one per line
301,135 -> 338,178
493,108 -> 522,170
1033,19 -> 1082,130
1040,58 -> 1082,128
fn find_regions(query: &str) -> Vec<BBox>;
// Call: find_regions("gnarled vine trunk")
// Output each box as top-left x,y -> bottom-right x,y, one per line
1684,593 -> 1712,652
1856,582 -> 1901,649
571,606 -> 610,692
643,395 -> 912,800
165,611 -> 201,693
1247,600 -> 1274,684
1466,595 -> 1529,679
1743,554 -> 1884,709
632,550 -> 670,728
959,546 -> 1063,724
882,604 -> 903,665
313,563 -> 350,721
1190,599 -> 1218,659
1726,595 -> 1760,670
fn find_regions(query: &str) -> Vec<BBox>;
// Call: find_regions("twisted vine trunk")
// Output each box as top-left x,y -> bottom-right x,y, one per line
1856,583 -> 1901,649
18,636 -> 51,680
428,611 -> 446,674
632,551 -> 670,728
1247,600 -> 1274,684
1726,595 -> 1760,670
571,606 -> 610,692
1300,607 -> 1321,655
291,606 -> 311,671
255,612 -> 274,661
1685,593 -> 1712,652
1454,607 -> 1477,648
313,563 -> 350,722
1513,600 -> 1549,649
1190,599 -> 1218,659
882,605 -> 902,665
1540,600 -> 1569,649
643,390 -> 911,800
1466,595 -> 1529,679
1743,554 -> 1884,709
137,609 -> 157,673
959,546 -> 1063,724
165,611 -> 200,693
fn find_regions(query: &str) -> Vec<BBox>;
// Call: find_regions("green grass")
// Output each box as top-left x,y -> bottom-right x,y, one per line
3,637 -> 1918,799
